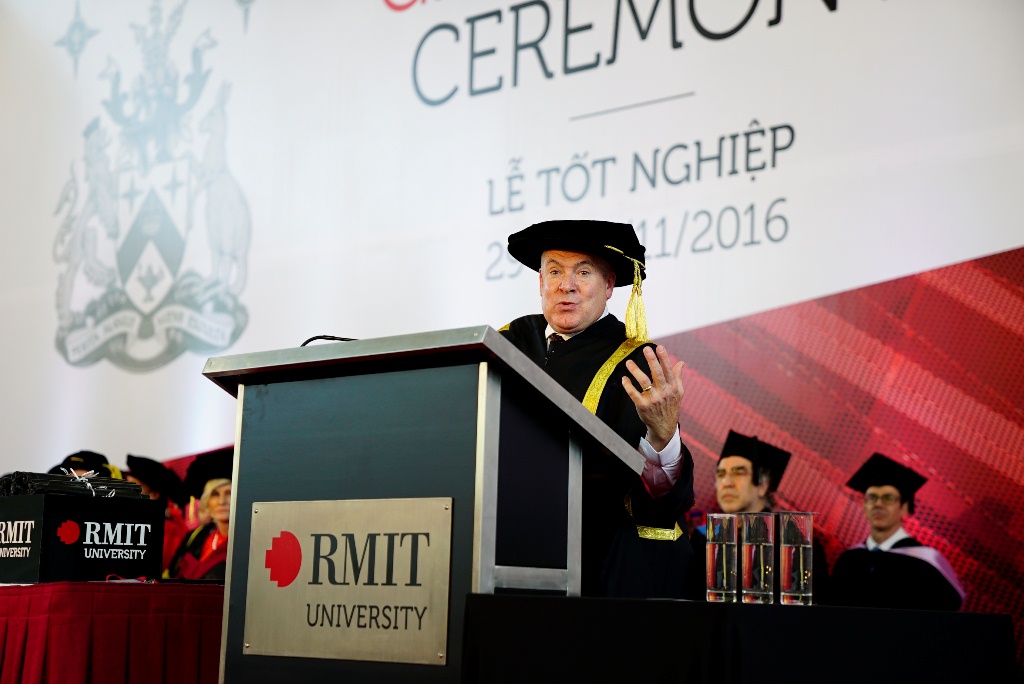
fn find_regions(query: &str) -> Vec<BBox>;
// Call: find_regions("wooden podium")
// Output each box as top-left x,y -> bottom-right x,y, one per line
202,326 -> 643,683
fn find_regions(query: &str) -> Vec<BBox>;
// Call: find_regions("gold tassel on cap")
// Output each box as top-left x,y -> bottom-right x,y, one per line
604,245 -> 650,343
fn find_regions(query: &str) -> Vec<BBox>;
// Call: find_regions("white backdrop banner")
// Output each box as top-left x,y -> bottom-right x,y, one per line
1,0 -> 1022,471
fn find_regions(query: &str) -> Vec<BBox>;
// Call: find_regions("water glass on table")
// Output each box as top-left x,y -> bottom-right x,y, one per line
740,512 -> 775,604
779,511 -> 814,605
705,513 -> 737,602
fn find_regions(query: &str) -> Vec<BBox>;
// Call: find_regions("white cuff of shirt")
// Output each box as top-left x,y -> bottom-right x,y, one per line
639,427 -> 682,489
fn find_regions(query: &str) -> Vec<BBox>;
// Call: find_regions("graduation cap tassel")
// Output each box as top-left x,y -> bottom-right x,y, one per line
604,245 -> 650,343
626,258 -> 649,343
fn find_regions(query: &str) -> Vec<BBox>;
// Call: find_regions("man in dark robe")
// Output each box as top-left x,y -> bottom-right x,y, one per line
830,453 -> 964,611
706,430 -> 829,603
500,220 -> 694,598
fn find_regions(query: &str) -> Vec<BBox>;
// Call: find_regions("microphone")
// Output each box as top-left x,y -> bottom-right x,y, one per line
299,335 -> 357,347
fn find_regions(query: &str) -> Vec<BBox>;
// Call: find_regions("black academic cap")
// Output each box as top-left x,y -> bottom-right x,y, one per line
845,453 -> 926,514
507,220 -> 645,288
51,450 -> 123,479
508,220 -> 652,341
126,454 -> 184,504
60,450 -> 107,471
182,446 -> 234,501
719,430 -> 792,493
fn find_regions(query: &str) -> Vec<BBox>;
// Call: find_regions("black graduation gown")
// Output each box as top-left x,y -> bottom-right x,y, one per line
829,536 -> 963,611
682,529 -> 707,601
501,314 -> 695,598
811,537 -> 830,604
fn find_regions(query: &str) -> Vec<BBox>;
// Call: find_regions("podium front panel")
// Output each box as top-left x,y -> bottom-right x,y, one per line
224,363 -> 481,683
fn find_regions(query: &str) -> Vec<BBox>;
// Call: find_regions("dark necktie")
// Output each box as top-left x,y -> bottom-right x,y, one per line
544,333 -> 565,366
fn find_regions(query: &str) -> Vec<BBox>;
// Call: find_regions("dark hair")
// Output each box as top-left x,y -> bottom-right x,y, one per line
754,465 -> 777,509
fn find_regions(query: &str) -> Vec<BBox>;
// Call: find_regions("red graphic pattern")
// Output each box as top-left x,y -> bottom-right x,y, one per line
56,520 -> 80,545
265,531 -> 302,588
659,246 -> 1024,662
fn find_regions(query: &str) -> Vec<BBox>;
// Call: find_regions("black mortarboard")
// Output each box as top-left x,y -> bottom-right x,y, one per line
719,430 -> 792,493
507,220 -> 646,287
845,453 -> 927,513
50,450 -> 123,479
508,220 -> 650,341
182,446 -> 234,501
126,454 -> 184,504
61,450 -> 107,470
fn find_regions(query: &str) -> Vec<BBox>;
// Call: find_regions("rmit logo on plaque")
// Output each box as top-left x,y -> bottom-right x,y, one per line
244,498 -> 453,665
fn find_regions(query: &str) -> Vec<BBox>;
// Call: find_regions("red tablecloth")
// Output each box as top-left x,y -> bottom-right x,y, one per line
0,582 -> 223,684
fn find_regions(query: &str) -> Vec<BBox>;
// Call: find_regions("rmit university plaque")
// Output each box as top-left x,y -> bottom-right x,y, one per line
244,498 -> 453,665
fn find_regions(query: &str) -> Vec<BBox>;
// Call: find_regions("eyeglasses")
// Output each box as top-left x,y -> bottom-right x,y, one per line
864,493 -> 901,505
715,466 -> 752,481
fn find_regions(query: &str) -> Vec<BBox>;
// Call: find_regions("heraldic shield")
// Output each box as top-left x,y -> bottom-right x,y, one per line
52,0 -> 250,372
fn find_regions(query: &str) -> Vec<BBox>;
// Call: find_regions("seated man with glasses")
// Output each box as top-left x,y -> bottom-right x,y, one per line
695,430 -> 828,601
830,453 -> 964,611
714,430 -> 791,516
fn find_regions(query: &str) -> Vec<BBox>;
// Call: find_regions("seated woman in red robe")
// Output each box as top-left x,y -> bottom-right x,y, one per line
167,477 -> 231,580
167,447 -> 233,581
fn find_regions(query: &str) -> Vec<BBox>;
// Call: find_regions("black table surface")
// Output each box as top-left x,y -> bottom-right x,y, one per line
461,593 -> 1017,684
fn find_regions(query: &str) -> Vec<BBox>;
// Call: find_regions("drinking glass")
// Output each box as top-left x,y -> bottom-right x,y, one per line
705,513 -> 738,602
779,512 -> 813,605
739,512 -> 774,604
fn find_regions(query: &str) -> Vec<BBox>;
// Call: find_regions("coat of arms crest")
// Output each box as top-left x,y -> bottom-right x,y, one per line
53,0 -> 250,371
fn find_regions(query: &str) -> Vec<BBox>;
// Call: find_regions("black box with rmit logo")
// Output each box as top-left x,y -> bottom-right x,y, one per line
0,494 -> 163,582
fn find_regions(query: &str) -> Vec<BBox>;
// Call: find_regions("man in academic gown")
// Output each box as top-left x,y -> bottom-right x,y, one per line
706,430 -> 829,603
500,220 -> 695,598
830,453 -> 964,611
